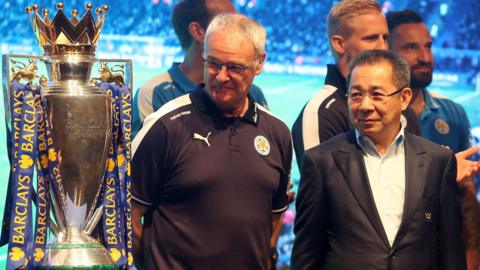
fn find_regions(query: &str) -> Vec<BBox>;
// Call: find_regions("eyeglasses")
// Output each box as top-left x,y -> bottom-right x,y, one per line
347,87 -> 404,104
203,57 -> 257,77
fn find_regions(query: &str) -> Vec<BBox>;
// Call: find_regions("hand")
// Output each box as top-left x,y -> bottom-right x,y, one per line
287,182 -> 296,204
455,146 -> 480,182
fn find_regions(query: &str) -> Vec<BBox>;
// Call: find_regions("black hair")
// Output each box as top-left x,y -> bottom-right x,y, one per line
172,0 -> 210,50
386,9 -> 423,32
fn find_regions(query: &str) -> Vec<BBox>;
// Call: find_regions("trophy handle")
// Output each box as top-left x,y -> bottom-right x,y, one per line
1,54 -> 68,236
91,59 -> 133,89
2,54 -> 46,144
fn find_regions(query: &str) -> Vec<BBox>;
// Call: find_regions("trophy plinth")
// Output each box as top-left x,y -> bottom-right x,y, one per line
41,228 -> 115,270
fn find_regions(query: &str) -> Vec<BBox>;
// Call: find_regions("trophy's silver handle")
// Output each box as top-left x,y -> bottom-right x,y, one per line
91,59 -> 133,89
2,54 -> 46,146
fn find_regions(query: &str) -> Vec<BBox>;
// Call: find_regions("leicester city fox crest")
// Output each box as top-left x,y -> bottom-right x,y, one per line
254,135 -> 270,156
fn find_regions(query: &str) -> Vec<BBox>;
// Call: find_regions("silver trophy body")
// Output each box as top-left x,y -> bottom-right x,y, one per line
2,3 -> 132,269
42,50 -> 115,268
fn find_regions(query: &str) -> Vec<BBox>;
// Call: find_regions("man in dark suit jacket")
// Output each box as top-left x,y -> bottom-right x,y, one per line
291,50 -> 466,270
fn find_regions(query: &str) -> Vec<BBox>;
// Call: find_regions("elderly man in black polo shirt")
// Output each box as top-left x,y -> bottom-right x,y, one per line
131,13 -> 292,270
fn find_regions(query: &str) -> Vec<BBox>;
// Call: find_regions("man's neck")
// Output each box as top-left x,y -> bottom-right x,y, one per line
410,87 -> 426,118
178,45 -> 204,84
337,60 -> 349,79
223,98 -> 249,118
367,125 -> 402,157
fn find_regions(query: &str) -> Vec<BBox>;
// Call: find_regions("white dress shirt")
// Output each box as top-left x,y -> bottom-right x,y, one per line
355,128 -> 406,246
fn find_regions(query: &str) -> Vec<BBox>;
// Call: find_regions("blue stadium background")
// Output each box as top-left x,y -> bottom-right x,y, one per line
0,0 -> 479,268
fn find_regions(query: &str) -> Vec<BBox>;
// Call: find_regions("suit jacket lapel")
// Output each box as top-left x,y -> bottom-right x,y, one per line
393,133 -> 430,247
332,131 -> 390,248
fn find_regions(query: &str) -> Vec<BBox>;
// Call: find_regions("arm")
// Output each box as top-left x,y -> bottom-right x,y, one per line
132,201 -> 149,270
455,146 -> 480,182
454,104 -> 479,182
269,126 -> 294,269
291,151 -> 328,269
270,214 -> 283,248
293,101 -> 349,171
131,120 -> 169,268
438,152 -> 467,270
458,179 -> 480,270
269,184 -> 296,269
267,213 -> 283,270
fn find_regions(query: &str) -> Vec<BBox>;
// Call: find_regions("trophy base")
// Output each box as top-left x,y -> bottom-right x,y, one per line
42,227 -> 116,269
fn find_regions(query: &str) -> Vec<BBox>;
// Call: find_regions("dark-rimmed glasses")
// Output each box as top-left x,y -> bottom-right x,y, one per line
203,57 -> 257,77
347,87 -> 405,104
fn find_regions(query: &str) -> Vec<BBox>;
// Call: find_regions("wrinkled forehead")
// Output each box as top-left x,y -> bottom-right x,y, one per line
349,62 -> 394,88
390,23 -> 432,45
204,30 -> 256,59
339,11 -> 386,36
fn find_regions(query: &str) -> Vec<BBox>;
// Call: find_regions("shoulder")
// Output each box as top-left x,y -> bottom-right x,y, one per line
137,71 -> 173,96
306,132 -> 351,156
304,84 -> 341,114
257,104 -> 290,133
248,84 -> 268,106
249,83 -> 263,93
133,95 -> 193,151
256,104 -> 291,144
406,133 -> 454,157
429,91 -> 468,118
303,84 -> 346,117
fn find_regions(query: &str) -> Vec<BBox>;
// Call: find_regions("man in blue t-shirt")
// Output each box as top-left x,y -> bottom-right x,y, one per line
132,0 -> 268,136
388,10 -> 480,269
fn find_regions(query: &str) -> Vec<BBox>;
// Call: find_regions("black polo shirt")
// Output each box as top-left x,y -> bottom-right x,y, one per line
131,84 -> 292,270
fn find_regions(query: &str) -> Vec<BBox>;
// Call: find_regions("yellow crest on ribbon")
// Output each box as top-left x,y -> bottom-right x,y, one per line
34,247 -> 45,262
109,248 -> 121,262
117,154 -> 125,167
9,247 -> 25,261
40,154 -> 48,169
107,158 -> 116,173
48,148 -> 57,162
128,252 -> 133,265
19,154 -> 34,169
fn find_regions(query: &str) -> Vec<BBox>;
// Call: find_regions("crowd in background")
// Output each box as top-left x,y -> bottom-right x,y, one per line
1,0 -> 479,73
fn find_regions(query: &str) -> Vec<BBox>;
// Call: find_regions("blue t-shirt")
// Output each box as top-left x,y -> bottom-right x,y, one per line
419,90 -> 470,153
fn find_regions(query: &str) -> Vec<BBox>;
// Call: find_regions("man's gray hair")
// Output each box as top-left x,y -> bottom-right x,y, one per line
347,50 -> 411,89
205,13 -> 266,56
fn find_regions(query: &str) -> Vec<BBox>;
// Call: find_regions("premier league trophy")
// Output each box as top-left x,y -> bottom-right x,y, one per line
2,3 -> 134,269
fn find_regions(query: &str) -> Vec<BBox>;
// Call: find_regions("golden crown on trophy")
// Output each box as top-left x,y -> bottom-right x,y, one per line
26,2 -> 108,54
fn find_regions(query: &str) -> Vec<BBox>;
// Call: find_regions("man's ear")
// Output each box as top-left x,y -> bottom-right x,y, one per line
331,35 -> 345,55
189,22 -> 206,43
400,87 -> 413,110
254,53 -> 267,75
